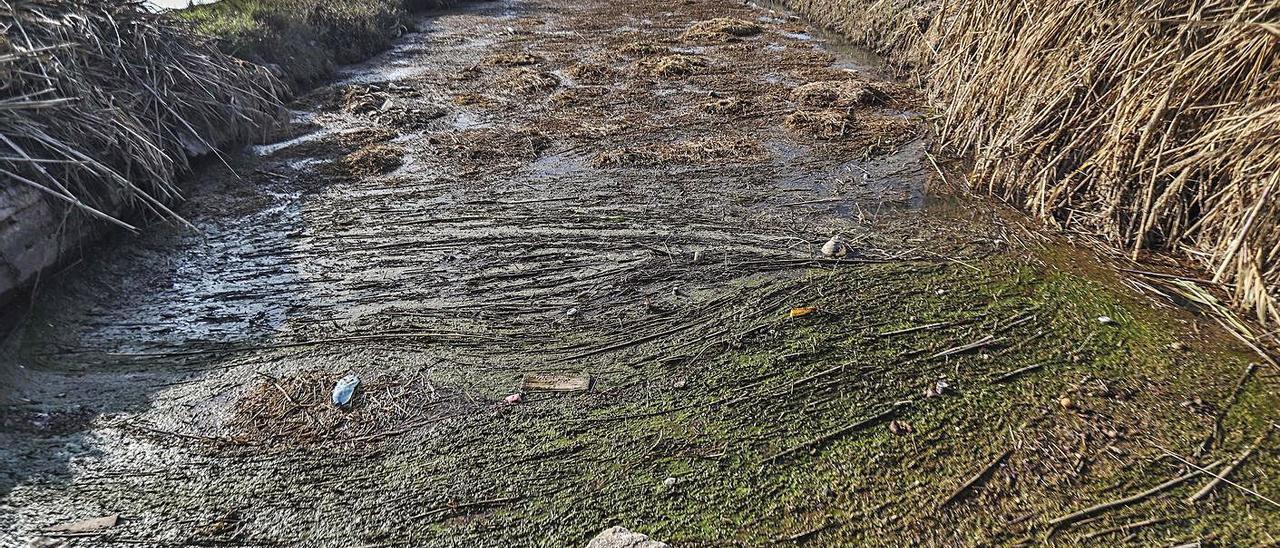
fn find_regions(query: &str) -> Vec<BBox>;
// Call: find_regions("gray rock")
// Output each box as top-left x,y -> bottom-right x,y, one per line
586,526 -> 669,548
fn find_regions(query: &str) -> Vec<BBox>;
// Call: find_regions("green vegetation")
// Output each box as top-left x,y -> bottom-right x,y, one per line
178,0 -> 455,86
102,249 -> 1275,545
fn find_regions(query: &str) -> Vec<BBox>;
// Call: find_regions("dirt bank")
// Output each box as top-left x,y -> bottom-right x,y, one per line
2,0 -> 1277,546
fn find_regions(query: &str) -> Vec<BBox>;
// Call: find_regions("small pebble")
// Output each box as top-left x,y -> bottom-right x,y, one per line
1059,397 -> 1073,409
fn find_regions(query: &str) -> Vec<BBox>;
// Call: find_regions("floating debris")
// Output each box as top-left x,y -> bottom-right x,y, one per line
681,17 -> 763,42
521,373 -> 595,392
566,63 -> 618,84
641,54 -> 704,77
700,96 -> 750,115
502,67 -> 560,93
44,514 -> 118,534
784,109 -> 859,139
338,144 -> 404,177
594,136 -> 764,167
791,79 -> 891,108
616,41 -> 668,56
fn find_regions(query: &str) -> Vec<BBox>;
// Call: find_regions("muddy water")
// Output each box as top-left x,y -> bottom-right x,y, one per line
0,0 -> 1064,545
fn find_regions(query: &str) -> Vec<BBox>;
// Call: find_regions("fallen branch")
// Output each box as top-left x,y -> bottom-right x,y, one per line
1047,461 -> 1222,528
1077,516 -> 1174,541
938,449 -> 1012,508
990,361 -> 1047,383
928,335 -> 1002,360
1188,428 -> 1271,503
760,402 -> 907,467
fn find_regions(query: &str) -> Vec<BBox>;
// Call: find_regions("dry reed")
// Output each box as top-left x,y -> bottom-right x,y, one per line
1,0 -> 284,230
785,0 -> 1280,327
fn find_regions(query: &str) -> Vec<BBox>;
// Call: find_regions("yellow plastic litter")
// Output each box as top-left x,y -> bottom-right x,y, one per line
789,307 -> 817,318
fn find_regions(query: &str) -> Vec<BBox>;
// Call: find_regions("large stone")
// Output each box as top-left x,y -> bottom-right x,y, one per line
586,526 -> 669,548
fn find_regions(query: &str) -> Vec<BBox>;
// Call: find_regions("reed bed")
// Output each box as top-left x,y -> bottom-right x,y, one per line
785,0 -> 1280,328
1,0 -> 284,230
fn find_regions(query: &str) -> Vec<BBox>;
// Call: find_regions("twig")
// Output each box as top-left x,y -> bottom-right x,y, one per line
990,362 -> 1046,383
1077,517 -> 1174,541
760,403 -> 907,467
938,449 -> 1012,508
1196,362 -> 1257,456
928,335 -> 1002,360
1047,460 -> 1222,528
1187,428 -> 1273,503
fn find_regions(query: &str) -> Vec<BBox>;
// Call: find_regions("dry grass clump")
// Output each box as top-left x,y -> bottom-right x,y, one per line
341,87 -> 389,114
680,17 -> 764,42
501,67 -> 561,93
791,79 -> 891,107
784,109 -> 860,139
594,136 -> 765,167
427,127 -> 551,161
566,63 -> 619,84
700,97 -> 751,115
550,86 -> 611,106
226,370 -> 469,447
616,41 -> 669,56
338,127 -> 396,149
0,0 -> 283,231
451,93 -> 497,107
788,0 -> 1280,327
483,51 -> 543,66
339,144 -> 405,177
641,54 -> 706,77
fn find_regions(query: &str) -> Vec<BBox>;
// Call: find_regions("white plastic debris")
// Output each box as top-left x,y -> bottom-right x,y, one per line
821,235 -> 849,258
331,373 -> 360,407
587,526 -> 669,548
1097,316 -> 1115,325
662,477 -> 677,489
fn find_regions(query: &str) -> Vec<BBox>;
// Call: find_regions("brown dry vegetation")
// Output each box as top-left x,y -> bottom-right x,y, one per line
680,16 -> 764,42
784,0 -> 1280,332
0,0 -> 283,231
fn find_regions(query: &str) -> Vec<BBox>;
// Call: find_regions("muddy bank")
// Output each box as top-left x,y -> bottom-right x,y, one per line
2,0 -> 1277,546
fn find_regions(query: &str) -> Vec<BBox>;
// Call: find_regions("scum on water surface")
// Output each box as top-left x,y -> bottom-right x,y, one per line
2,0 -> 1277,545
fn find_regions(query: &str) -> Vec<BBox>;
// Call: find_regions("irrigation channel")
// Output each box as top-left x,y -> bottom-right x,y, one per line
3,0 -> 1278,546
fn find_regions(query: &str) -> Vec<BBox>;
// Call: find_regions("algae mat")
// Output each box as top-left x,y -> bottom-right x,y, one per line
2,0 -> 1277,545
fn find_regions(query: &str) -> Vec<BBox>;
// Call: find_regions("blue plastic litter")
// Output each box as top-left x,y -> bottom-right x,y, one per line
331,373 -> 361,407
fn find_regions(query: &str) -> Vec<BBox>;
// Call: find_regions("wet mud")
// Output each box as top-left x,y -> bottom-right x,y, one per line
2,0 -> 1277,546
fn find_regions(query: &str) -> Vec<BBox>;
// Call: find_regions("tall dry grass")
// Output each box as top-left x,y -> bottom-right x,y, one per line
1,0 -> 284,230
785,0 -> 1280,328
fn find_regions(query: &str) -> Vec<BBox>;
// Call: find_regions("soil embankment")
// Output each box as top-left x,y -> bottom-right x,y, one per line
2,0 -> 1277,545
